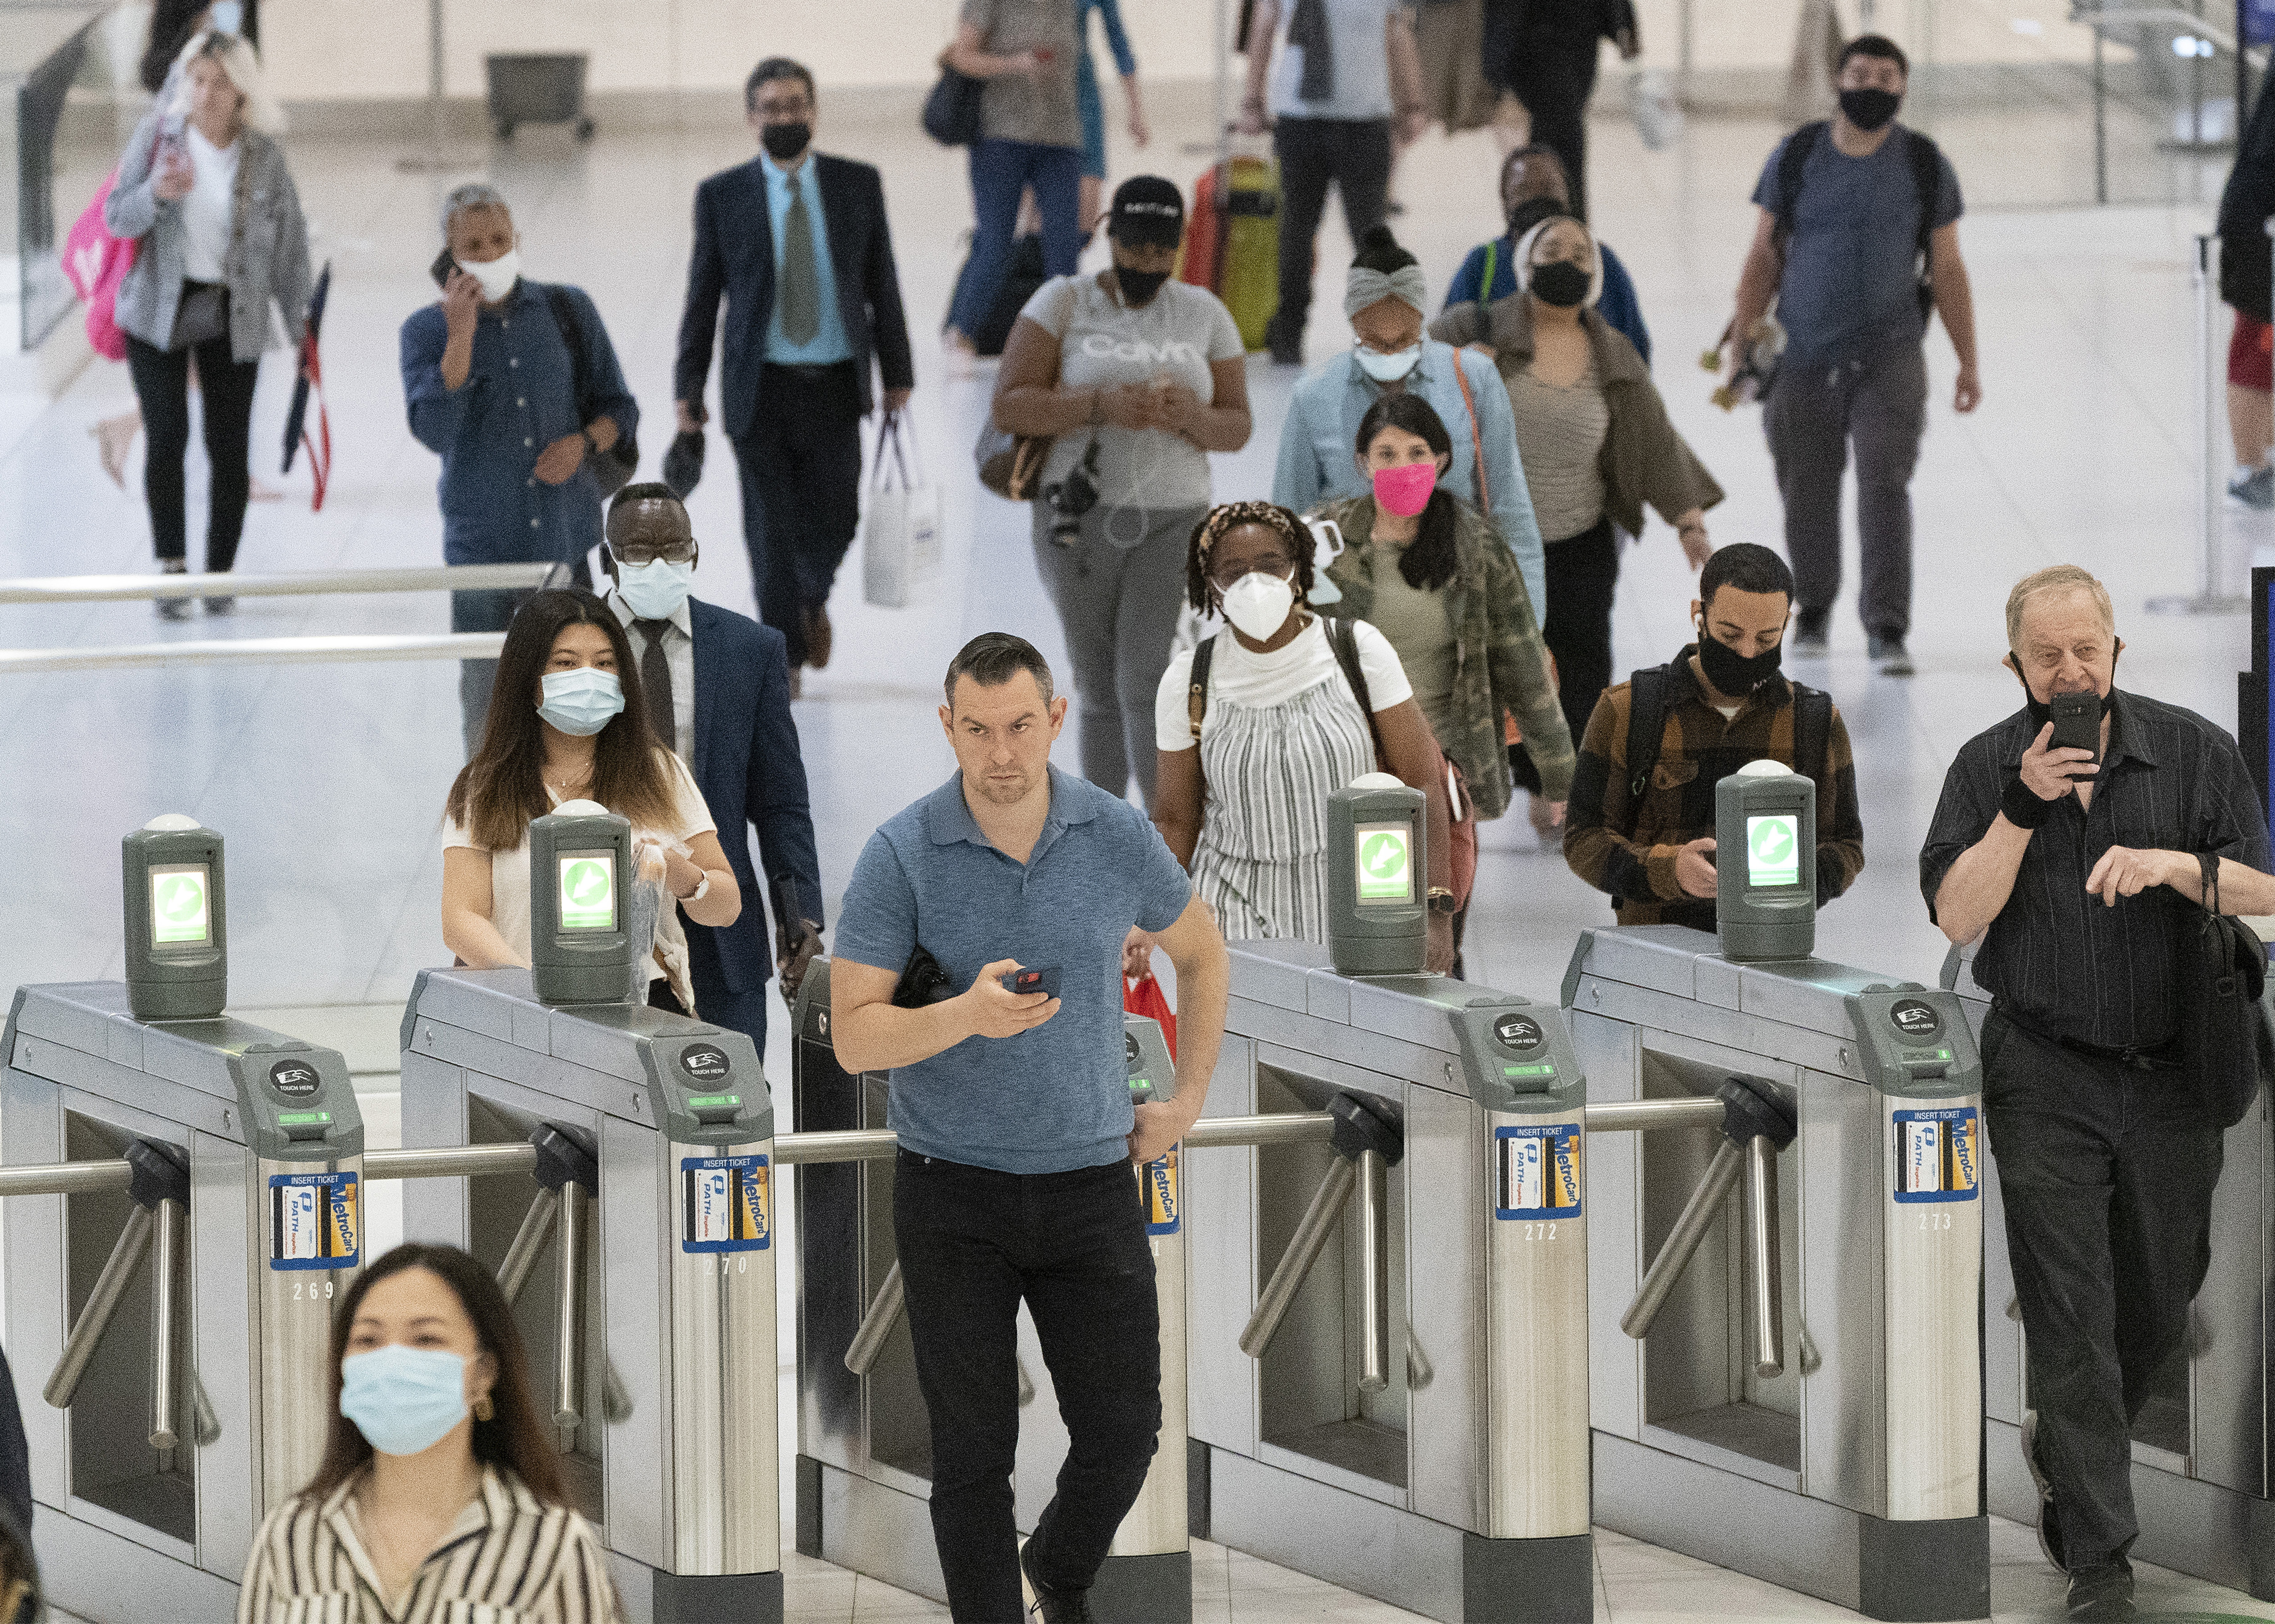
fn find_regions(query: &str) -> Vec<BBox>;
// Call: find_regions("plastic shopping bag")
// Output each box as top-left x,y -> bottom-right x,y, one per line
1627,68 -> 1685,153
1125,972 -> 1177,1061
862,411 -> 942,610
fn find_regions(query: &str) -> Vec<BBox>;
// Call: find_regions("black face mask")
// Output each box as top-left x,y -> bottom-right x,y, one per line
2010,647 -> 2117,729
1838,87 -> 1902,131
1695,624 -> 1784,697
1113,265 -> 1172,306
1529,260 -> 1591,309
760,121 -> 811,162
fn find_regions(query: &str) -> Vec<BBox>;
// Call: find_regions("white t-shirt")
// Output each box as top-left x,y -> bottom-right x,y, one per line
1155,617 -> 1413,752
180,125 -> 238,283
1020,274 -> 1245,514
442,752 -> 716,976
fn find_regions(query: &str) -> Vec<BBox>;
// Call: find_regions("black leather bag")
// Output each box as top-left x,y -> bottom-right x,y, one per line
2182,852 -> 2274,1128
892,944 -> 960,1009
923,62 -> 985,147
167,282 -> 229,352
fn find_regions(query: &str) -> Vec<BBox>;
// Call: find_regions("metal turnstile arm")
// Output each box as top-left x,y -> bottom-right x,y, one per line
1745,1135 -> 1783,1378
1356,1148 -> 1390,1393
845,1261 -> 905,1377
554,1179 -> 586,1448
363,1142 -> 541,1181
1620,1138 -> 1745,1341
150,1197 -> 184,1450
497,1187 -> 561,1303
45,1204 -> 156,1409
1239,1156 -> 1357,1359
0,1158 -> 133,1198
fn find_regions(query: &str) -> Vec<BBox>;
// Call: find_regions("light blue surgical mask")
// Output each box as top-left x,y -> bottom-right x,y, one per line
339,1345 -> 468,1457
614,559 -> 695,622
538,667 -> 624,736
207,0 -> 244,34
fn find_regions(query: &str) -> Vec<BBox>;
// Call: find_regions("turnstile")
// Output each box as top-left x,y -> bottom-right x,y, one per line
1187,938 -> 1594,1624
1942,944 -> 2275,1597
399,965 -> 781,1623
1565,925 -> 1987,1621
0,982 -> 366,1623
791,958 -> 1191,1621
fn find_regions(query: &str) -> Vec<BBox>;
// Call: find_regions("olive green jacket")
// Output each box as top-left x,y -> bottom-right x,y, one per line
1429,298 -> 1722,538
1317,495 -> 1574,816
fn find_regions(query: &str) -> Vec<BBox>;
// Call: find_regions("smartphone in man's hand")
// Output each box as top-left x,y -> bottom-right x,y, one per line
2048,692 -> 2102,765
1006,965 -> 1061,1001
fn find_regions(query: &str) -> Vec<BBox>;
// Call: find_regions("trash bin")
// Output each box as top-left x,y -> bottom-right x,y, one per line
485,54 -> 593,141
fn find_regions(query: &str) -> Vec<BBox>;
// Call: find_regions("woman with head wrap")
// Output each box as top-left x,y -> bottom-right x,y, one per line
1147,501 -> 1457,972
1272,225 -> 1548,621
1432,209 -> 1723,813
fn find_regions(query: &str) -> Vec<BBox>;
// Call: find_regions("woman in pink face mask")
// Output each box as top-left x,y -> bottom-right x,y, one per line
1311,393 -> 1572,966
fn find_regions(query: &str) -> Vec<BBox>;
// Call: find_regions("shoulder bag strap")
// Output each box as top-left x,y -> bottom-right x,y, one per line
1451,354 -> 1490,511
1188,635 -> 1217,742
1622,666 -> 1669,815
1329,617 -> 1391,766
1480,238 -> 1500,303
1773,121 -> 1826,261
1793,682 -> 1833,793
543,285 -> 594,418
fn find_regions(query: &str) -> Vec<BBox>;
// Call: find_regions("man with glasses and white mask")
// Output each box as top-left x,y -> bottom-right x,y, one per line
1271,223 -> 1546,622
599,482 -> 824,1047
404,182 -> 638,752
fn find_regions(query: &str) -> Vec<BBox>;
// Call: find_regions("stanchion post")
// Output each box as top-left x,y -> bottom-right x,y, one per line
2149,233 -> 2249,616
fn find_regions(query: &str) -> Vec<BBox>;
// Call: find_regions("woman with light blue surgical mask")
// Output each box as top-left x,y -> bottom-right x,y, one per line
440,589 -> 742,1015
236,1243 -> 623,1621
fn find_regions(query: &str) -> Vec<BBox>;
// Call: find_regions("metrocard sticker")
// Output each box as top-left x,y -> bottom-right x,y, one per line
269,1171 -> 359,1270
1494,1125 -> 1582,1219
681,1155 -> 771,1252
1892,1107 -> 1980,1204
1143,1148 -> 1180,1237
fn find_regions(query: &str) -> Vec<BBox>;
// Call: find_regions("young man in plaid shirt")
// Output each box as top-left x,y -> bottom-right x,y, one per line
1562,543 -> 1864,926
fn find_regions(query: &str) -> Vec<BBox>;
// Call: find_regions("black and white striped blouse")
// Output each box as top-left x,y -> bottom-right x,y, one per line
236,1464 -> 621,1624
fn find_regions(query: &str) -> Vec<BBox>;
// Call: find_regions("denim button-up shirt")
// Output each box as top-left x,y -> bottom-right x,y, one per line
400,280 -> 638,565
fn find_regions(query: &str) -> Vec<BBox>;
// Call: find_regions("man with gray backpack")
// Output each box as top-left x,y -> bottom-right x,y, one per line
1721,33 -> 1981,678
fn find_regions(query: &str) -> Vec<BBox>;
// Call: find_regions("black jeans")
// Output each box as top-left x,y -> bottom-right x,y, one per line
1504,32 -> 1603,220
732,361 -> 864,667
125,332 -> 261,570
1270,117 -> 1392,345
894,1149 -> 1161,1623
1983,1010 -> 2223,1571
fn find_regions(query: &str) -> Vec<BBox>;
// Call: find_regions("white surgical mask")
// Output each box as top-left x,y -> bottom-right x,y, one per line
615,559 -> 695,621
462,249 -> 522,302
1354,343 -> 1421,383
1219,572 -> 1297,642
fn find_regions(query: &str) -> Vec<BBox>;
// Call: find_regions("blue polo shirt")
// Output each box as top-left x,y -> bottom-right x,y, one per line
835,766 -> 1194,1175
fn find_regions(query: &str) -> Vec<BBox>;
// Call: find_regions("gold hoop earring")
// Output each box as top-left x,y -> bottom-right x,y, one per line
472,1394 -> 494,1423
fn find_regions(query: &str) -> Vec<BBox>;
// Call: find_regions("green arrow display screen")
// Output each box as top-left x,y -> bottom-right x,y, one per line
1354,821 -> 1414,906
149,864 -> 210,945
1745,813 -> 1801,889
557,851 -> 617,932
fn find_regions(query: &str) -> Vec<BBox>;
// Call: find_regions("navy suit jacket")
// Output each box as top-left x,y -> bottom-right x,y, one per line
674,152 -> 915,439
686,596 -> 823,992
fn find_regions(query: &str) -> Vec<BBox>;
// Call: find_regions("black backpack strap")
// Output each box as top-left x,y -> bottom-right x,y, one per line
1622,666 -> 1670,816
1793,681 -> 1833,792
1771,121 -> 1827,257
1328,617 -> 1391,766
1187,635 -> 1217,742
543,284 -> 593,415
1906,128 -> 1945,311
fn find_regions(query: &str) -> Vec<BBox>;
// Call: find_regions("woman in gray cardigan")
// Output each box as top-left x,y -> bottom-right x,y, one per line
104,32 -> 308,617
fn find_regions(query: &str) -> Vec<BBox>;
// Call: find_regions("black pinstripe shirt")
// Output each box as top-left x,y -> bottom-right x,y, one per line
236,1465 -> 621,1624
1920,690 -> 2273,1049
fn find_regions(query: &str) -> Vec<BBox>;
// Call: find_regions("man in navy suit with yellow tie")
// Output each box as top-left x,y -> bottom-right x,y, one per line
602,483 -> 824,1045
674,56 -> 915,693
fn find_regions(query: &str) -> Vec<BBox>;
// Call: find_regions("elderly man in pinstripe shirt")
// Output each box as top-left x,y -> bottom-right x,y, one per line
1922,564 -> 2275,1624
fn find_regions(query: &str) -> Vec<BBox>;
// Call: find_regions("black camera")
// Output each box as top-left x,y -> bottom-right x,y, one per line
1044,437 -> 1102,547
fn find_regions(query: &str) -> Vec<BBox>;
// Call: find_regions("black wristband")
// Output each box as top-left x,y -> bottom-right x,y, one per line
2000,775 -> 2050,830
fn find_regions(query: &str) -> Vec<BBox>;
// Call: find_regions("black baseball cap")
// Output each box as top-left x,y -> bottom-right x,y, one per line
1108,176 -> 1185,247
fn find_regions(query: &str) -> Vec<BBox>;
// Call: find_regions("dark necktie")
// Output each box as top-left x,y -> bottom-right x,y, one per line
637,621 -> 677,749
780,177 -> 821,347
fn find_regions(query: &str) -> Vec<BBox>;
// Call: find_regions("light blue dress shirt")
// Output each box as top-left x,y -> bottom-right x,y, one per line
762,153 -> 852,365
1272,340 -> 1548,619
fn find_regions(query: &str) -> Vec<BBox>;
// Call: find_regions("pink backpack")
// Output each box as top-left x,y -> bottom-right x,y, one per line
64,171 -> 136,361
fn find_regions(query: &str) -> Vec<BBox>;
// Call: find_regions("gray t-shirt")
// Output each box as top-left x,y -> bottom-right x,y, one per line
1750,125 -> 1963,366
1268,0 -> 1396,122
963,0 -> 1081,149
1021,273 -> 1245,518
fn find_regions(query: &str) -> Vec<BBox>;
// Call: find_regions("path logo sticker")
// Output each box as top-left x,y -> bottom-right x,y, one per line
270,1171 -> 359,1270
1495,1125 -> 1583,1219
150,868 -> 209,944
1356,824 -> 1411,902
558,856 -> 614,931
1745,814 -> 1800,888
681,1154 -> 770,1253
1893,1107 -> 1980,1203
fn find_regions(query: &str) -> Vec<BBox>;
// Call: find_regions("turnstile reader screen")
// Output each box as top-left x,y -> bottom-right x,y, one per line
557,850 -> 618,931
148,863 -> 211,945
1744,813 -> 1801,890
1353,821 -> 1416,905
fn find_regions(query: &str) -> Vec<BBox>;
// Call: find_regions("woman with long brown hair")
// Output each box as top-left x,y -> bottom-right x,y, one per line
235,1244 -> 621,1621
441,588 -> 740,1012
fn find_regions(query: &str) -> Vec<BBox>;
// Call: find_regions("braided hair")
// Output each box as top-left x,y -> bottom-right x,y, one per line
1185,501 -> 1317,615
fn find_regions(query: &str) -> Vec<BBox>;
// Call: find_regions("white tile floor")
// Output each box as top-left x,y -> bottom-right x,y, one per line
8,68 -> 2275,1624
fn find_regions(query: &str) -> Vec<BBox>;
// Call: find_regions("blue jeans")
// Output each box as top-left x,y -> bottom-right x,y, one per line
948,139 -> 1082,339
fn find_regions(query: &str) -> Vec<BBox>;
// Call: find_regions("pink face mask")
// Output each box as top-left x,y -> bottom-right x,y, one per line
1373,461 -> 1437,518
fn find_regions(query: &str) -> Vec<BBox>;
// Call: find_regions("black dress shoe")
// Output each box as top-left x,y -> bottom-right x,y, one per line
801,602 -> 832,670
2065,1560 -> 2135,1621
1020,1541 -> 1095,1623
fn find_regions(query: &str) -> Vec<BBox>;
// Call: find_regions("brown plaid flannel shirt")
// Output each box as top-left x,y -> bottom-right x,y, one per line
1562,647 -> 1865,928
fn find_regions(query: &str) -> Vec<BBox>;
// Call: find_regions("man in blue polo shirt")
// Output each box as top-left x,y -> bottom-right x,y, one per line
832,632 -> 1230,1624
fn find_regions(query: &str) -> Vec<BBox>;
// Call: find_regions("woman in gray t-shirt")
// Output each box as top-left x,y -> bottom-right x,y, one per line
993,176 -> 1252,807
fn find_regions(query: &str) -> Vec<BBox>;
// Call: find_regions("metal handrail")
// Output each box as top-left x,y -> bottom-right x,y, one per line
0,562 -> 562,606
0,632 -> 507,676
